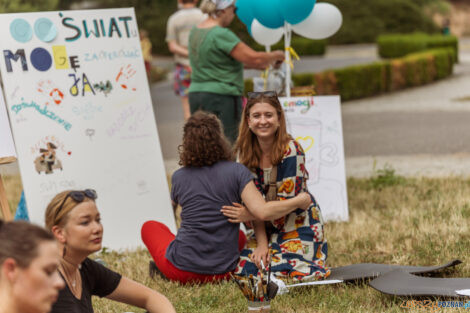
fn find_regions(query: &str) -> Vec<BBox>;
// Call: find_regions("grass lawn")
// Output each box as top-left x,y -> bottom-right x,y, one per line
3,171 -> 470,312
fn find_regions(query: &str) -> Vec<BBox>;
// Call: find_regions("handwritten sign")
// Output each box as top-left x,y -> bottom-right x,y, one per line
0,85 -> 16,160
281,96 -> 348,222
0,8 -> 176,249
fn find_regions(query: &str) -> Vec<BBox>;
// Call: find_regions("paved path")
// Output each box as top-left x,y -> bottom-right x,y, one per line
343,41 -> 470,177
153,40 -> 470,177
3,42 -> 470,177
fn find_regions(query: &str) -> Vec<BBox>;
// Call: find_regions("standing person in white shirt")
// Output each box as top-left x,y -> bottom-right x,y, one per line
166,0 -> 205,120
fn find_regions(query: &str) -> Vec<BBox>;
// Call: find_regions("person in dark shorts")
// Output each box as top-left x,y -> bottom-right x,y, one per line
166,0 -> 204,120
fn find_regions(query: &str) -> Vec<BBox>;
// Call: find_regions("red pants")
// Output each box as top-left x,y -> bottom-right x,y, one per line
141,221 -> 246,284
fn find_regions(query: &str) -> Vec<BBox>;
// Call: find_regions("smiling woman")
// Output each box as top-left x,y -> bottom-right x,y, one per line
227,92 -> 330,282
0,220 -> 64,313
44,189 -> 176,313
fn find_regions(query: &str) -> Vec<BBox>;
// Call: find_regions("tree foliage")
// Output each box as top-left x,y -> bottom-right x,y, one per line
326,0 -> 440,44
0,0 -> 446,52
0,0 -> 59,13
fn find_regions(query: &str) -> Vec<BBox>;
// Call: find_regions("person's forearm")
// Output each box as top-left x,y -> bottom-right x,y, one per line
253,220 -> 268,247
145,291 -> 176,313
168,42 -> 189,58
256,196 -> 307,221
248,52 -> 277,70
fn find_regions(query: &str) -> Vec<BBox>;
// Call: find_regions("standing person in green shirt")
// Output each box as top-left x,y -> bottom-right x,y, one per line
188,0 -> 285,143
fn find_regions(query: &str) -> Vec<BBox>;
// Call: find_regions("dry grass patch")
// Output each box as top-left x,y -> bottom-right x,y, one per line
4,173 -> 470,312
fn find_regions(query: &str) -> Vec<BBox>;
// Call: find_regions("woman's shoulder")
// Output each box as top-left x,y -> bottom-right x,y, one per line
216,160 -> 248,171
209,26 -> 238,38
283,138 -> 305,159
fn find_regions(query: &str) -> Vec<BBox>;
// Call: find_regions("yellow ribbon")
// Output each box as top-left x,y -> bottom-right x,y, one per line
285,46 -> 300,69
261,67 -> 270,90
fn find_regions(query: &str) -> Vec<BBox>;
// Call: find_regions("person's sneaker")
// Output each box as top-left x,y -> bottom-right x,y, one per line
148,260 -> 167,280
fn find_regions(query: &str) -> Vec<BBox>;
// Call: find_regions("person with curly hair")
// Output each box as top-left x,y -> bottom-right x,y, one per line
141,111 -> 312,284
221,92 -> 330,282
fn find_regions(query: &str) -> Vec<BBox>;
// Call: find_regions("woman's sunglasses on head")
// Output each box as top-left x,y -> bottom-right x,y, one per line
56,189 -> 98,218
247,91 -> 278,99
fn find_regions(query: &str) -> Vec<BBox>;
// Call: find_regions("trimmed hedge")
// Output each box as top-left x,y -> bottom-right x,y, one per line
377,33 -> 458,61
254,37 -> 327,56
245,48 -> 455,102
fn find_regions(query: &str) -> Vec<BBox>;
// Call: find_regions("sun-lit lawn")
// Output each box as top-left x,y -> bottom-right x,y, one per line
3,171 -> 470,312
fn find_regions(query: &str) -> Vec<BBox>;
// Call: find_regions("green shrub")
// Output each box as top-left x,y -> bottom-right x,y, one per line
292,73 -> 315,87
253,37 -> 327,56
333,62 -> 390,101
377,33 -> 458,61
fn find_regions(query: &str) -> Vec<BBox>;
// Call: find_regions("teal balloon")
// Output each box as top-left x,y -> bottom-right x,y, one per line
236,0 -> 254,27
251,0 -> 284,29
280,0 -> 316,25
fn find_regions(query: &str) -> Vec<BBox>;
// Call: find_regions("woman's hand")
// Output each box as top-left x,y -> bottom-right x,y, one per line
271,50 -> 285,69
251,244 -> 269,270
297,192 -> 312,211
221,202 -> 256,223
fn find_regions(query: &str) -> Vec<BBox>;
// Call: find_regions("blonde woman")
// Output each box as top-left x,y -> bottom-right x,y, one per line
0,220 -> 64,313
45,190 -> 176,313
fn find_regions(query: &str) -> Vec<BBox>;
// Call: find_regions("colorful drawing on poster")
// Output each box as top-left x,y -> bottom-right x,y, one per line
69,72 -> 95,96
72,101 -> 102,120
85,128 -> 95,140
11,99 -> 72,130
34,142 -> 63,174
10,18 -> 33,43
52,45 -> 70,69
115,64 -> 137,91
37,80 -> 65,105
83,47 -> 141,62
93,80 -> 113,96
34,18 -> 57,43
295,136 -> 314,152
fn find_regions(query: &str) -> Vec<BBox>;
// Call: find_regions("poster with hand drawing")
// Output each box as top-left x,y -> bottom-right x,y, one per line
280,96 -> 348,221
0,8 -> 175,249
0,84 -> 17,160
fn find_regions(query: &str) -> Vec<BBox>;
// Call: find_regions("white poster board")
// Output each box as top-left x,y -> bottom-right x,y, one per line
0,8 -> 176,249
0,84 -> 16,159
280,96 -> 348,221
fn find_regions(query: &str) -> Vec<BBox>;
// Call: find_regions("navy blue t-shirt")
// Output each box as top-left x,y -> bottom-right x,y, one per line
167,161 -> 254,274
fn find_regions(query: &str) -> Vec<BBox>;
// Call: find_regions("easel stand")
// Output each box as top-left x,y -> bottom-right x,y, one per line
0,156 -> 16,221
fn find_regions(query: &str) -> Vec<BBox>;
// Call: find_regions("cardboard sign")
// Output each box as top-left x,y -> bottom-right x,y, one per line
0,8 -> 175,249
280,96 -> 348,221
0,85 -> 16,160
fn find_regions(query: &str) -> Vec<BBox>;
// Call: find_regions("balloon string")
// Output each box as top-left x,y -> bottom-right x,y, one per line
261,68 -> 270,90
285,46 -> 300,69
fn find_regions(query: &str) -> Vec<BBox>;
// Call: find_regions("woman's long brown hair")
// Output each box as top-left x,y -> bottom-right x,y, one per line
234,95 -> 291,170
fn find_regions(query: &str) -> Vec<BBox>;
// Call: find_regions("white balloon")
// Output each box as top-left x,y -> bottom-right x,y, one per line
251,19 -> 284,47
291,3 -> 342,40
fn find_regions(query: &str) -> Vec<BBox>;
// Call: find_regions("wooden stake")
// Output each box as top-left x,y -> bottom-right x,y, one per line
0,156 -> 16,165
0,156 -> 17,221
0,174 -> 12,220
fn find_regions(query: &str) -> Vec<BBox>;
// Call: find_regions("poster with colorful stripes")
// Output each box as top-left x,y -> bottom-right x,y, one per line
0,8 -> 176,249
